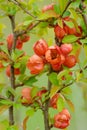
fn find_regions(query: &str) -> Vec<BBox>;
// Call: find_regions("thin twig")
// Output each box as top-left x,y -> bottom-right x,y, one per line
9,0 -> 36,18
61,0 -> 73,17
58,81 -> 74,93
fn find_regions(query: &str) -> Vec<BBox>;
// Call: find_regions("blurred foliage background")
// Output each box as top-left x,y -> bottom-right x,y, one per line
0,0 -> 87,130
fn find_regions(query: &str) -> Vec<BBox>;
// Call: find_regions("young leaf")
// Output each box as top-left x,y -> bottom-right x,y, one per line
62,35 -> 78,43
58,0 -> 67,14
49,72 -> 59,86
50,86 -> 59,98
31,87 -> 39,98
57,95 -> 65,112
26,108 -> 35,117
65,98 -> 74,112
54,4 -> 61,15
23,76 -> 37,86
0,105 -> 10,114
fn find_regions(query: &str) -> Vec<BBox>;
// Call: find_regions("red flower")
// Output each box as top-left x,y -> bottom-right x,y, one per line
6,34 -> 13,50
54,25 -> 66,39
42,3 -> 54,13
50,93 -> 59,109
37,89 -> 47,99
33,39 -> 48,56
63,55 -> 76,68
54,109 -> 71,129
21,87 -> 32,104
0,61 -> 3,68
21,34 -> 30,43
45,46 -> 63,71
64,26 -> 76,35
60,44 -> 73,55
16,37 -> 23,50
27,54 -> 44,74
6,34 -> 23,50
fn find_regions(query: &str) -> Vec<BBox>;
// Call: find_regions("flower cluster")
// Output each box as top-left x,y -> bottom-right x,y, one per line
54,108 -> 71,129
7,34 -> 30,50
54,17 -> 82,39
27,39 -> 76,74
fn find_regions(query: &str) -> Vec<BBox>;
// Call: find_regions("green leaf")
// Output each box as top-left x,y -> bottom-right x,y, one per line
78,47 -> 86,68
0,120 -> 9,130
31,87 -> 39,98
62,35 -> 78,43
57,96 -> 65,112
49,72 -> 59,86
12,49 -> 24,61
0,105 -> 10,114
58,0 -> 67,14
23,20 -> 33,26
7,125 -> 18,130
23,76 -> 37,86
50,86 -> 59,98
69,8 -> 79,20
26,108 -> 35,117
64,21 -> 74,28
65,98 -> 74,112
80,38 -> 87,44
58,18 -> 63,28
54,4 -> 61,15
0,99 -> 12,106
63,11 -> 70,17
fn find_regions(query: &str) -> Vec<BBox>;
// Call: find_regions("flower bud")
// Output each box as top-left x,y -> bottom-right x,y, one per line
27,54 -> 44,74
33,39 -> 48,56
63,55 -> 76,68
21,87 -> 32,105
54,25 -> 66,39
60,44 -> 73,55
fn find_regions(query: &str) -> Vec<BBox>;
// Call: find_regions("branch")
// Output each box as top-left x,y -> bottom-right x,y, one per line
9,0 -> 36,18
43,66 -> 52,130
8,15 -> 17,126
58,81 -> 74,93
16,21 -> 41,37
61,0 -> 73,17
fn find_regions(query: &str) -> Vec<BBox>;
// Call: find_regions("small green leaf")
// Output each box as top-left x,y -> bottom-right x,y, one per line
26,108 -> 35,117
54,4 -> 61,15
64,21 -> 74,28
0,99 -> 12,106
65,98 -> 74,112
57,96 -> 65,112
31,87 -> 39,98
23,20 -> 33,26
62,35 -> 78,43
58,0 -> 67,14
50,86 -> 59,98
7,125 -> 18,130
49,72 -> 59,86
69,8 -> 79,20
58,18 -> 63,28
23,76 -> 37,86
0,105 -> 10,114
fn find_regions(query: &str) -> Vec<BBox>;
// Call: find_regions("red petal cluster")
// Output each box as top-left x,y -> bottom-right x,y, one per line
21,87 -> 32,105
54,109 -> 71,129
27,38 -> 76,74
7,33 -> 30,50
50,93 -> 59,109
54,17 -> 82,39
